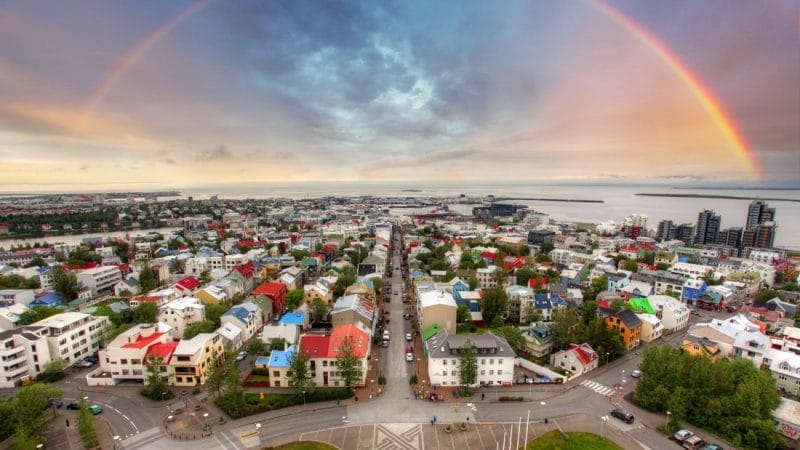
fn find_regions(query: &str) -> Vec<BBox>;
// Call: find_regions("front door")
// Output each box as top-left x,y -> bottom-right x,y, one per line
323,371 -> 328,386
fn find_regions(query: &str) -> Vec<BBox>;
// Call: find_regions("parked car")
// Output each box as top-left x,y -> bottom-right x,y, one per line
71,361 -> 85,369
610,409 -> 634,424
235,351 -> 248,361
50,399 -> 63,408
630,369 -> 642,378
67,402 -> 80,410
80,360 -> 94,368
405,352 -> 414,362
700,444 -> 722,450
406,345 -> 413,354
673,429 -> 694,442
381,340 -> 389,348
405,333 -> 412,341
682,436 -> 706,449
88,404 -> 103,415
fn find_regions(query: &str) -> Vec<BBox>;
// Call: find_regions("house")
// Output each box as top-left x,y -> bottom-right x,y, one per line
261,323 -> 300,347
33,312 -> 109,365
505,285 -> 534,324
606,272 -> 630,293
605,309 -> 642,350
220,301 -> 264,343
770,351 -> 800,397
215,322 -> 243,350
619,281 -> 653,300
299,323 -> 371,388
195,285 -> 229,305
0,326 -> 51,388
278,311 -> 309,330
773,398 -> 800,446
682,335 -> 722,360
531,293 -> 567,322
426,329 -> 515,387
331,294 -> 375,331
76,265 -> 122,298
172,276 -> 201,297
91,323 -> 174,385
157,297 -> 206,339
476,266 -> 499,289
278,266 -> 306,290
636,314 -> 663,343
169,332 -> 224,387
647,295 -> 690,333
251,282 -> 287,314
303,280 -> 333,305
113,278 -> 141,297
550,343 -> 599,375
0,289 -> 36,307
682,279 -> 707,305
0,303 -> 29,330
418,290 -> 457,334
447,277 -> 470,301
266,344 -> 297,388
520,323 -> 554,357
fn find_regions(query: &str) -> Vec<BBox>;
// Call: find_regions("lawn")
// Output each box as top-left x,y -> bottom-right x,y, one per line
526,431 -> 622,450
265,442 -> 337,450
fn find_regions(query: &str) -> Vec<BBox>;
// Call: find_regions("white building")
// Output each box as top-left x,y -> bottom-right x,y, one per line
0,289 -> 36,307
669,262 -> 712,280
426,330 -> 515,387
158,297 -> 206,339
33,312 -> 109,365
0,326 -> 51,388
476,265 -> 498,289
77,266 -> 122,298
550,343 -> 599,376
636,314 -> 664,343
169,332 -> 224,387
647,295 -> 690,333
220,301 -> 264,343
93,322 -> 174,385
0,303 -> 29,330
549,249 -> 573,267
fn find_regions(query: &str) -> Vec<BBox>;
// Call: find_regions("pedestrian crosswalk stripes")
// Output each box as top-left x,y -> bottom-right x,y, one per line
580,379 -> 615,396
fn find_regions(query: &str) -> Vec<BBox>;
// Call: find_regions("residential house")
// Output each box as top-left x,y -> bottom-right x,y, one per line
33,312 -> 109,365
331,294 -> 375,331
251,282 -> 287,314
476,266 -> 498,289
426,329 -> 515,387
0,303 -> 29,330
636,314 -> 664,343
606,272 -> 630,293
279,311 -> 309,331
682,335 -> 722,361
520,323 -> 554,357
418,290 -> 457,334
278,266 -> 305,290
93,323 -> 173,385
113,278 -> 141,297
605,309 -> 642,350
505,285 -> 534,324
619,281 -> 654,300
172,276 -> 201,297
0,289 -> 36,307
303,281 -> 332,306
532,293 -> 567,322
220,301 -> 264,343
215,323 -> 243,350
266,344 -> 297,388
261,323 -> 300,347
647,295 -> 690,333
682,279 -> 708,305
169,333 -> 224,387
195,285 -> 229,305
550,343 -> 599,375
77,266 -> 122,298
157,297 -> 206,339
770,351 -> 800,396
299,323 -> 371,388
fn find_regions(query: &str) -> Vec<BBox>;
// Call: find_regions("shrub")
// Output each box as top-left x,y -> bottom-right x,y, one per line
409,375 -> 418,385
216,389 -> 353,419
378,375 -> 387,385
252,368 -> 269,376
499,396 -> 524,402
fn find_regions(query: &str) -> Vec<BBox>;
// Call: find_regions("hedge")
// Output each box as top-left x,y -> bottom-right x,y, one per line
216,389 -> 353,419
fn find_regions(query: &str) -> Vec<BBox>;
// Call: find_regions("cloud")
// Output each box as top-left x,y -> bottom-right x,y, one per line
196,145 -> 233,161
79,165 -> 88,171
272,151 -> 294,160
161,158 -> 176,165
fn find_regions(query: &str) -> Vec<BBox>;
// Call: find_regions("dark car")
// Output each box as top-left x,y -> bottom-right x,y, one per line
50,399 -> 63,408
610,409 -> 634,424
67,402 -> 80,410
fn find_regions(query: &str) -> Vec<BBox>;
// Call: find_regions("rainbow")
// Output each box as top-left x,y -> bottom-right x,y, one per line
588,0 -> 764,180
81,0 -> 211,118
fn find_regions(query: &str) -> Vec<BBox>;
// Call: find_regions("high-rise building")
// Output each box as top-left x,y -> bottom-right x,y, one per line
742,222 -> 776,249
695,210 -> 721,245
717,227 -> 743,248
745,201 -> 776,230
675,223 -> 695,245
656,220 -> 676,241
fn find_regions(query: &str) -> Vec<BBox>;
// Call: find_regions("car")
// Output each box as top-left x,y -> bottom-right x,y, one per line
682,436 -> 706,450
700,445 -> 723,450
405,333 -> 412,341
673,429 -> 694,442
87,404 -> 103,415
403,313 -> 411,320
80,360 -> 94,368
405,352 -> 414,362
71,361 -> 85,369
235,351 -> 248,361
630,369 -> 642,378
50,399 -> 63,408
381,340 -> 389,348
406,345 -> 413,353
609,409 -> 634,424
67,402 -> 81,410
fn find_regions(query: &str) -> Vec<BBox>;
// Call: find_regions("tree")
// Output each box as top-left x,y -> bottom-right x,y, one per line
493,327 -> 525,354
515,268 -> 534,287
334,270 -> 356,296
311,298 -> 329,322
51,267 -> 79,301
588,275 -> 608,300
457,341 -> 478,388
134,302 -> 158,324
285,289 -> 304,311
291,249 -> 309,262
247,339 -> 266,356
270,338 -> 287,352
467,276 -> 478,290
183,320 -> 216,339
490,315 -> 505,329
205,303 -> 229,327
539,241 -> 554,254
655,262 -> 670,271
336,336 -> 361,392
37,359 -> 67,383
755,289 -> 784,303
76,395 -> 98,448
581,301 -> 598,324
18,306 -> 62,325
457,304 -> 471,323
205,352 -> 226,399
623,260 -> 639,272
370,278 -> 384,295
288,348 -> 314,393
67,249 -> 101,266
91,305 -> 123,327
199,269 -> 212,284
138,264 -> 157,293
23,257 -> 47,268
12,383 -> 63,447
551,308 -> 585,350
480,288 -> 508,324
141,357 -> 171,401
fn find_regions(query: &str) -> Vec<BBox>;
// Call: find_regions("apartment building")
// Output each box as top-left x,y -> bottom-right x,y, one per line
647,295 -> 690,333
476,266 -> 498,289
77,266 -> 122,298
158,297 -> 206,339
0,326 -> 51,388
33,312 -> 109,364
95,323 -> 174,384
426,329 -> 515,387
169,333 -> 224,387
220,301 -> 264,343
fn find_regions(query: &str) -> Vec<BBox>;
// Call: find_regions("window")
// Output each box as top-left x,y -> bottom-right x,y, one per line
273,371 -> 279,377
443,360 -> 447,366
489,359 -> 494,365
481,359 -> 486,365
498,359 -> 503,365
452,360 -> 457,365
489,370 -> 494,375
480,370 -> 485,376
498,369 -> 502,375
121,359 -> 128,364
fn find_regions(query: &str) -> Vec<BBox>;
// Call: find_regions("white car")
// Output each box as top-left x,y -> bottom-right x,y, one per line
631,369 -> 642,378
673,429 -> 693,442
405,333 -> 412,341
235,351 -> 248,361
405,352 -> 414,362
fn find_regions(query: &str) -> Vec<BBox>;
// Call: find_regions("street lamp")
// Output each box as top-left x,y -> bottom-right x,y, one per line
666,411 -> 671,429
203,412 -> 209,431
605,352 -> 610,365
113,435 -> 120,450
255,423 -> 261,439
601,415 -> 609,437
302,390 -> 306,405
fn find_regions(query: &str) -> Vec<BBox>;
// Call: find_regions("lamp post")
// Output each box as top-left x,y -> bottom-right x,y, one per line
161,391 -> 167,405
601,415 -> 609,437
255,423 -> 261,440
666,411 -> 671,429
203,412 -> 209,431
605,352 -> 610,365
113,435 -> 120,450
302,390 -> 306,405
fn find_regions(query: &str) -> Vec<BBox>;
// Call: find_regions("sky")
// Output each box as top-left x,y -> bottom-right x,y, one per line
0,0 -> 798,191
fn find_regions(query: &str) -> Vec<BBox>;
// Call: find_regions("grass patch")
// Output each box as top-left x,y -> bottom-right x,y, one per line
247,375 -> 270,383
264,442 -> 338,450
526,431 -> 622,450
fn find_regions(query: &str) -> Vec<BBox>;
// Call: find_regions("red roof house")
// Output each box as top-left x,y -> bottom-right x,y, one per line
252,282 -> 287,313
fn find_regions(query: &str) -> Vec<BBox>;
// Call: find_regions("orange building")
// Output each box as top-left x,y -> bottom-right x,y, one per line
605,309 -> 642,350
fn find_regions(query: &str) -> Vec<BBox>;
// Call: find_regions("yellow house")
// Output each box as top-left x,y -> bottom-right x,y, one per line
169,333 -> 224,386
194,285 -> 228,305
682,335 -> 721,361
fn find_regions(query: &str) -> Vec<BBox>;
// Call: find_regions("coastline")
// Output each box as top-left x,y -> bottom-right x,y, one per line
636,193 -> 800,203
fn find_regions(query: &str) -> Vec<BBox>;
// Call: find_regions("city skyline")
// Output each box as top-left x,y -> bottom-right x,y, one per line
1,0 -> 798,189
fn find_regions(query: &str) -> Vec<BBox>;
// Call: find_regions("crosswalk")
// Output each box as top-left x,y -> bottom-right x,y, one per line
580,379 -> 616,396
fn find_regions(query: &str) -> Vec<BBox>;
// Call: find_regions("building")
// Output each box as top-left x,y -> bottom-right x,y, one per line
158,297 -> 206,339
476,265 -> 498,289
656,220 -> 676,242
331,294 -> 375,331
0,326 -> 51,388
675,223 -> 695,245
299,323 -> 370,388
681,335 -> 722,361
527,230 -> 555,245
266,344 -> 297,388
195,285 -> 229,305
695,210 -> 721,245
169,332 -> 224,387
77,266 -> 122,298
418,290 -> 457,334
33,312 -> 109,365
716,227 -> 743,249
769,351 -> 800,397
773,398 -> 800,447
220,301 -> 264,343
636,314 -> 664,343
0,289 -> 36,307
746,200 -> 775,231
94,323 -> 174,385
505,285 -> 534,324
520,323 -> 554,357
0,303 -> 29,330
646,295 -> 690,333
426,329 -> 515,387
251,282 -> 287,314
605,309 -> 642,350
550,343 -> 599,376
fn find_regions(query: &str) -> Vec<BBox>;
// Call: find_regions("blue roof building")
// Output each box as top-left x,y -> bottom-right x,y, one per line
268,344 -> 296,368
279,312 -> 306,326
30,292 -> 65,307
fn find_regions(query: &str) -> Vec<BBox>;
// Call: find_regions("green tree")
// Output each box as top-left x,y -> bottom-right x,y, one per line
205,303 -> 230,327
67,249 -> 102,266
755,289 -> 784,303
493,327 -> 525,354
285,289 -> 304,311
588,275 -> 608,300
479,288 -> 508,324
183,320 -> 216,339
370,278 -> 384,296
291,249 -> 309,261
134,302 -> 158,324
76,395 -> 98,448
490,315 -> 505,329
138,264 -> 157,293
12,383 -> 63,448
515,268 -> 534,287
18,306 -> 62,325
467,276 -> 478,290
581,301 -> 598,324
334,269 -> 357,296
623,260 -> 639,272
655,262 -> 670,271
199,269 -> 212,284
247,339 -> 266,356
51,267 -> 79,301
458,341 -> 478,388
140,357 -> 171,401
457,304 -> 471,323
551,308 -> 585,350
311,298 -> 329,322
288,348 -> 314,392
22,257 -> 47,268
539,241 -> 554,254
270,338 -> 287,352
335,336 -> 361,392
37,359 -> 67,383
91,305 -> 123,327
205,351 -> 226,399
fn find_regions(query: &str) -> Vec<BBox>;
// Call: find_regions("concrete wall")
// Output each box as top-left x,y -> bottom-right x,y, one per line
514,357 -> 567,383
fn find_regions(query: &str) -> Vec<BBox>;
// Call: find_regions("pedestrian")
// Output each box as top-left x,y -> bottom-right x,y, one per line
433,415 -> 437,423
66,419 -> 70,427
431,418 -> 434,425
481,393 -> 485,400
